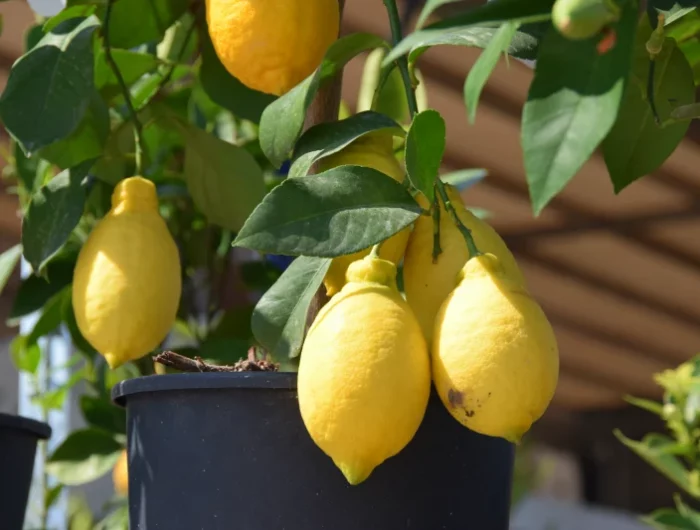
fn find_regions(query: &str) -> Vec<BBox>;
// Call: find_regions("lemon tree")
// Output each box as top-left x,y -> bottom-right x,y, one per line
0,0 -> 699,525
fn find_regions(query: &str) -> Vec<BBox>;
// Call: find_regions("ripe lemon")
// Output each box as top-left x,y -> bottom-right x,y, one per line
72,177 -> 182,369
403,185 -> 525,344
206,0 -> 339,96
113,449 -> 128,496
319,132 -> 410,296
298,256 -> 431,484
433,254 -> 559,442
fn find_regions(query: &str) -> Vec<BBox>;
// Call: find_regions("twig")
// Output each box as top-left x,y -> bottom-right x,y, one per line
104,0 -> 145,175
431,190 -> 441,263
153,350 -> 279,373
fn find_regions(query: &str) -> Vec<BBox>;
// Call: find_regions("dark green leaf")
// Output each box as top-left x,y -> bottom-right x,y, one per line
10,335 -> 41,374
441,168 -> 488,190
44,5 -> 96,33
47,428 -> 122,485
62,291 -> 97,359
9,253 -> 76,320
260,33 -> 387,168
25,23 -> 45,51
176,122 -> 266,232
233,166 -> 421,256
252,256 -> 331,360
676,497 -> 700,528
405,110 -> 446,202
80,395 -> 126,434
198,28 -> 275,124
95,49 -> 160,101
97,0 -> 189,49
38,91 -> 109,169
0,16 -> 100,153
14,142 -> 42,193
27,288 -> 69,346
522,0 -> 638,214
0,244 -> 21,295
92,122 -> 136,185
464,22 -> 519,123
642,509 -> 700,530
45,484 -> 64,510
603,24 -> 695,192
22,160 -> 91,274
289,111 -> 404,178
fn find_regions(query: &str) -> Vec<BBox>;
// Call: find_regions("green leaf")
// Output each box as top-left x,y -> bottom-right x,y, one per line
95,49 -> 160,102
198,28 -> 275,124
10,335 -> 41,374
9,253 -> 76,320
651,2 -> 700,25
357,49 -> 410,123
260,33 -> 387,168
0,16 -> 100,153
441,168 -> 488,190
176,122 -> 266,232
38,91 -> 109,169
33,367 -> 87,411
97,0 -> 189,49
0,244 -> 21,295
45,484 -> 64,510
676,496 -> 700,528
22,160 -> 91,274
80,395 -> 126,434
233,166 -> 421,257
405,110 -> 446,202
522,0 -> 638,214
67,495 -> 95,530
464,22 -> 519,123
62,291 -> 97,359
27,288 -> 69,346
603,23 -> 695,192
624,395 -> 664,416
14,142 -> 43,193
44,5 -> 96,33
94,503 -> 129,530
642,509 -> 700,530
289,111 -> 404,178
252,256 -> 331,361
385,0 -> 554,64
417,0 -> 462,28
47,429 -> 122,486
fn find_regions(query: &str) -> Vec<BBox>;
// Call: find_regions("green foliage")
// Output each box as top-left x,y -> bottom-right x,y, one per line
47,429 -> 123,486
404,110 -> 446,201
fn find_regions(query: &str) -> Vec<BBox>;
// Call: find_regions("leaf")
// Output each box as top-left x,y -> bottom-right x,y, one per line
38,91 -> 109,169
405,110 -> 446,202
94,503 -> 129,530
34,368 -> 87,411
522,0 -> 638,214
62,291 -> 97,359
464,22 -> 519,123
177,122 -> 266,232
289,111 -> 404,178
385,0 -> 554,64
97,0 -> 189,49
47,429 -> 122,486
357,49 -> 410,123
0,16 -> 100,153
10,335 -> 41,374
0,244 -> 21,295
441,168 -> 488,191
9,253 -> 76,320
22,160 -> 91,274
603,23 -> 695,192
44,5 -> 96,33
234,166 -> 421,257
417,0 -> 462,28
642,509 -> 700,530
198,28 -> 275,124
260,33 -> 387,168
624,395 -> 664,416
45,484 -> 64,510
27,288 -> 69,346
95,49 -> 160,101
252,256 -> 331,360
80,395 -> 126,434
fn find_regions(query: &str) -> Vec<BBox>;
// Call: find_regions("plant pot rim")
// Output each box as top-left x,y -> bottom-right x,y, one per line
0,412 -> 52,439
112,372 -> 297,407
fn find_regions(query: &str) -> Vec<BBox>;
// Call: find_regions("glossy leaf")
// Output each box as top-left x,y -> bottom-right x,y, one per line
603,23 -> 695,192
47,429 -> 122,486
44,5 -> 96,33
260,33 -> 387,168
233,166 -> 421,257
522,0 -> 638,214
94,49 -> 160,101
252,256 -> 331,360
289,111 -> 404,178
405,110 -> 446,201
0,244 -> 21,295
199,29 -> 275,124
464,22 -> 519,123
179,122 -> 266,232
9,253 -> 76,320
22,160 -> 91,274
80,395 -> 126,434
97,0 -> 189,49
0,16 -> 100,153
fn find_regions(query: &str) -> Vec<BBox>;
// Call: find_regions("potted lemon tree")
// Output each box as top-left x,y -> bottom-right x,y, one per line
0,0 -> 697,528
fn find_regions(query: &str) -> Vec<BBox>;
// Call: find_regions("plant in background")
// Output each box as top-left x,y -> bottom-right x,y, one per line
617,357 -> 700,530
0,0 -> 699,526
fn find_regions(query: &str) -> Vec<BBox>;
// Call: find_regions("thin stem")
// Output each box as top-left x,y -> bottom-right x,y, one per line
383,0 -> 419,117
104,0 -> 145,175
431,191 -> 441,263
370,241 -> 384,258
436,182 -> 481,259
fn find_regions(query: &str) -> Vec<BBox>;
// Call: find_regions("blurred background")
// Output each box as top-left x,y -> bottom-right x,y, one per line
2,0 -> 700,528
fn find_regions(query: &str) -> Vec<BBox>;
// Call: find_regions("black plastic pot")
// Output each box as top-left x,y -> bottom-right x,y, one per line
0,413 -> 52,530
113,373 -> 514,530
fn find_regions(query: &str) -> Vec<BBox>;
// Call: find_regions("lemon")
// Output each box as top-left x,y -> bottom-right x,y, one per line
113,449 -> 128,496
433,254 -> 559,442
403,185 -> 525,344
298,256 -> 431,484
319,132 -> 410,296
206,0 -> 339,96
72,177 -> 182,369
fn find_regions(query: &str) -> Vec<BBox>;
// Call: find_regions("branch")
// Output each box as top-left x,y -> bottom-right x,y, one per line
153,350 -> 279,373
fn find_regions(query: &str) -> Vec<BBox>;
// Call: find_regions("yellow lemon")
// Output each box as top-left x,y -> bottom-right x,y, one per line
319,133 -> 410,296
433,254 -> 559,442
206,0 -> 339,96
113,449 -> 128,496
72,177 -> 181,369
403,185 -> 525,344
298,256 -> 430,484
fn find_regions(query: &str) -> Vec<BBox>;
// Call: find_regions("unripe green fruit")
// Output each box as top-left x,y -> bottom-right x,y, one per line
552,0 -> 620,40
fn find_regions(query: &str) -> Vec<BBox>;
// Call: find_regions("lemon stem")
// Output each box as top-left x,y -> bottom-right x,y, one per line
104,0 -> 145,175
370,241 -> 384,258
436,181 -> 481,259
431,190 -> 442,263
383,0 -> 419,118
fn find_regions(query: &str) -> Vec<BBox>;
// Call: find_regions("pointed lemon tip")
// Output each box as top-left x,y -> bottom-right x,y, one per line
103,352 -> 124,370
338,462 -> 373,486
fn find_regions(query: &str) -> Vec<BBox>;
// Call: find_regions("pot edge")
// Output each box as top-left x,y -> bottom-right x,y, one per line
0,412 -> 52,440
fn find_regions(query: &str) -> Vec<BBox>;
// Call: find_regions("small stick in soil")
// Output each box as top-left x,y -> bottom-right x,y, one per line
153,350 -> 279,373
